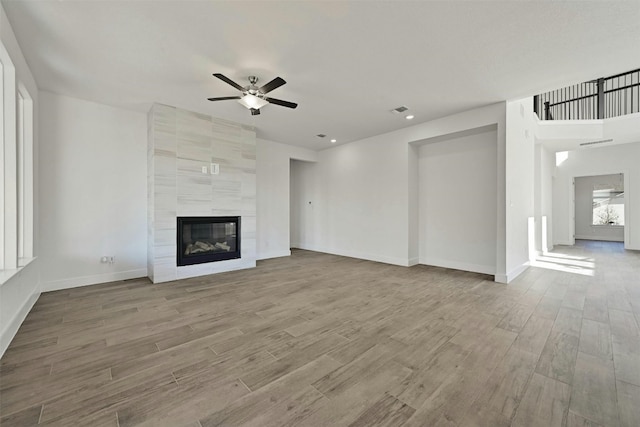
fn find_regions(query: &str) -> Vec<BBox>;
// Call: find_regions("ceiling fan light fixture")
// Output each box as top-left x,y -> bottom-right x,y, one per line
238,94 -> 268,110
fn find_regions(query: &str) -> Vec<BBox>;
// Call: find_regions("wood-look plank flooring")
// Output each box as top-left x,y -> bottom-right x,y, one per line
1,240 -> 639,426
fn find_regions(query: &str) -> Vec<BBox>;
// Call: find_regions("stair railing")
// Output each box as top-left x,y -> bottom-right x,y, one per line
534,68 -> 640,120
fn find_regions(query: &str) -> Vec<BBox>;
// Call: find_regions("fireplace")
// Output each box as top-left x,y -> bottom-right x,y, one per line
177,216 -> 241,266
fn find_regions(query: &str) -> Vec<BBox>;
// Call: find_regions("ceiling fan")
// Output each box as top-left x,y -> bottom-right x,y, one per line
208,73 -> 298,116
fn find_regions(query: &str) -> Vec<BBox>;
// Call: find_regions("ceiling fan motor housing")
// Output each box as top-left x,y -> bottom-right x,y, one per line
247,76 -> 260,95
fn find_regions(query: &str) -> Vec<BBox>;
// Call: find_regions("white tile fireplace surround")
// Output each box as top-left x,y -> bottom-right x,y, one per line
147,104 -> 257,283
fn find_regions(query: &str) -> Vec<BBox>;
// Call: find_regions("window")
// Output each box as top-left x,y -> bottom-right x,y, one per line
592,184 -> 624,226
17,89 -> 24,259
16,84 -> 34,264
555,151 -> 568,166
1,40 -> 34,279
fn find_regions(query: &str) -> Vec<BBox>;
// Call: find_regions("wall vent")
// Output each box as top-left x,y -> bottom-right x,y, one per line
391,106 -> 409,114
579,138 -> 613,147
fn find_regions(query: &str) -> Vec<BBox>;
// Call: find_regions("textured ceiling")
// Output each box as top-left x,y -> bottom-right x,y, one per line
3,1 -> 640,150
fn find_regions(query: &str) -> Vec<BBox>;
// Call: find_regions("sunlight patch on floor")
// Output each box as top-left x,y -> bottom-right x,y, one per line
531,251 -> 595,276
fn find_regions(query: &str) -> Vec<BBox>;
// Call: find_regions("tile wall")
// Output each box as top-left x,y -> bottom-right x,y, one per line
147,104 -> 257,283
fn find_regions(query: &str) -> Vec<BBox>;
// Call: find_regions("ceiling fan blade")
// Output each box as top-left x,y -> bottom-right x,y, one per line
207,96 -> 242,101
264,97 -> 298,109
213,73 -> 245,92
259,77 -> 286,94
250,108 -> 261,116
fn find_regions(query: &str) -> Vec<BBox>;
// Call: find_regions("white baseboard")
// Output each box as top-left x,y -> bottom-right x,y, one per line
575,235 -> 624,242
419,257 -> 495,276
407,257 -> 419,267
494,274 -> 508,284
40,269 -> 148,292
294,244 -> 413,267
257,250 -> 291,261
0,291 -> 40,358
495,262 -> 530,284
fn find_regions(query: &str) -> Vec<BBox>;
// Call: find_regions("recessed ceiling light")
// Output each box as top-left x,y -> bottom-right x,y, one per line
330,139 -> 337,143
405,115 -> 415,120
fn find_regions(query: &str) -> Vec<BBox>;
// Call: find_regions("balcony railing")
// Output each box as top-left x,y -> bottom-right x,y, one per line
534,68 -> 640,120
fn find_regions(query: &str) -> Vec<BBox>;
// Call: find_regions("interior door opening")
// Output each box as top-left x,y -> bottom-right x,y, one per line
574,173 -> 625,244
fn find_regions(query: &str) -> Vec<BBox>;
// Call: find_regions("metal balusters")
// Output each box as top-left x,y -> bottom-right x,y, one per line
536,68 -> 640,120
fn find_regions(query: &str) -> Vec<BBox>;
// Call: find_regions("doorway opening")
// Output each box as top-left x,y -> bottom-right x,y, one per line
574,173 -> 625,243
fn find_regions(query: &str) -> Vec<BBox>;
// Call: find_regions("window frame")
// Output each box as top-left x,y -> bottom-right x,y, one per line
0,40 -> 35,283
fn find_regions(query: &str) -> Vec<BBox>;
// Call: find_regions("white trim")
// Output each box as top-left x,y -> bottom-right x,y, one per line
537,246 -> 555,257
419,257 -> 495,276
569,177 -> 575,246
0,256 -> 36,286
16,83 -> 34,261
496,261 -> 530,284
40,269 -> 148,292
407,257 -> 419,266
294,244 -> 413,267
257,250 -> 291,261
1,43 -> 18,270
0,59 -> 4,270
495,274 -> 508,284
573,170 -> 630,249
575,235 -> 624,242
0,290 -> 39,358
623,170 -> 631,250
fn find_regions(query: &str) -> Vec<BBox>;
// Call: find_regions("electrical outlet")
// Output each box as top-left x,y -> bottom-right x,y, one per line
101,256 -> 109,263
109,256 -> 116,264
201,166 -> 208,174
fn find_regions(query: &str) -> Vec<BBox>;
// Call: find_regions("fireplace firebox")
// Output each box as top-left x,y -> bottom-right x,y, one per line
177,216 -> 241,266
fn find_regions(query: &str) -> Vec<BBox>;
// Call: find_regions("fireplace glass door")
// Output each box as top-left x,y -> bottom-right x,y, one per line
177,216 -> 241,266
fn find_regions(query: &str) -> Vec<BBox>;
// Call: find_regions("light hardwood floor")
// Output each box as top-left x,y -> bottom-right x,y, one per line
1,241 -> 639,426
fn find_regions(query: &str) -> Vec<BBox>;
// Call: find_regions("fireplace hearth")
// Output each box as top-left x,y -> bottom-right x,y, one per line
177,216 -> 241,266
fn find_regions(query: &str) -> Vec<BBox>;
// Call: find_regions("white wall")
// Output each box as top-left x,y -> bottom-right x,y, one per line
504,98 -> 536,281
0,3 -> 40,357
305,134 -> 412,265
417,127 -> 498,275
553,142 -> 640,249
534,143 -> 554,253
256,138 -> 316,260
574,174 -> 625,242
290,102 -> 507,271
535,112 -> 640,153
39,92 -> 148,291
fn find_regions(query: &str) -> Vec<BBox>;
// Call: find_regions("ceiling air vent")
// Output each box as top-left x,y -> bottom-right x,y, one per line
391,106 -> 409,114
316,134 -> 326,138
579,138 -> 613,147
